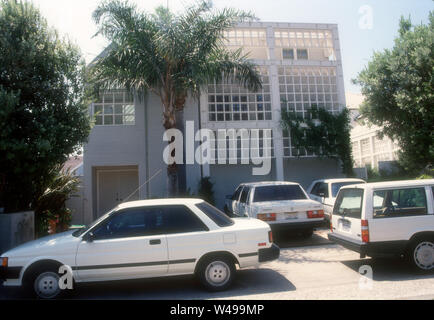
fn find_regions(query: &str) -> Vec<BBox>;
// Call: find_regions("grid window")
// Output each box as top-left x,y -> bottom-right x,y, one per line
275,29 -> 335,61
283,48 -> 295,60
208,67 -> 272,122
223,28 -> 268,59
93,90 -> 135,126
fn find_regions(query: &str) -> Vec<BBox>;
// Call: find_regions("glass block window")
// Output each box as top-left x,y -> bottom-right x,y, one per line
210,129 -> 275,163
222,28 -> 269,60
207,67 -> 272,122
93,90 -> 135,126
279,66 -> 340,116
275,29 -> 335,61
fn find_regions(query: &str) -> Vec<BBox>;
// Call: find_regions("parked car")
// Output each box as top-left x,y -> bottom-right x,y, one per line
307,178 -> 366,221
224,181 -> 324,237
328,179 -> 434,272
0,199 -> 280,299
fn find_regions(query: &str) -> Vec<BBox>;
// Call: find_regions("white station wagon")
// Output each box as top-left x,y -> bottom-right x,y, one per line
0,199 -> 279,299
225,182 -> 324,237
328,180 -> 434,271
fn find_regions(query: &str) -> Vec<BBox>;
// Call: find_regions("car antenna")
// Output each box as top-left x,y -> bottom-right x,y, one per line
121,169 -> 163,204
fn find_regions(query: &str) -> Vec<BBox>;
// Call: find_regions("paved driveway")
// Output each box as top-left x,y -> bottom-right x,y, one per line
1,229 -> 433,300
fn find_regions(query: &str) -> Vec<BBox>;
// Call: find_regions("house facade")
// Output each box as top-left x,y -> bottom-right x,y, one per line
81,21 -> 347,225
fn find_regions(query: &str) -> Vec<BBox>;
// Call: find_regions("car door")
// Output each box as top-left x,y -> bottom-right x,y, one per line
163,205 -> 211,275
75,208 -> 169,282
230,186 -> 243,214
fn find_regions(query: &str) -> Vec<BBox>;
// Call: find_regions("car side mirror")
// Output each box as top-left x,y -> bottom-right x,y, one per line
83,232 -> 95,243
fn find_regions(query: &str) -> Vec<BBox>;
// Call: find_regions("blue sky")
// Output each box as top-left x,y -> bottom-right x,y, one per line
32,0 -> 433,93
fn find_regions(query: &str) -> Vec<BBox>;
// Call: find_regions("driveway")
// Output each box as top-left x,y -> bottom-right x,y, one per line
1,228 -> 433,300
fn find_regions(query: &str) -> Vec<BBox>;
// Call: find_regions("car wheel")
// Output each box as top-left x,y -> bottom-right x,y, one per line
300,228 -> 314,238
197,257 -> 235,292
409,238 -> 434,272
32,270 -> 62,299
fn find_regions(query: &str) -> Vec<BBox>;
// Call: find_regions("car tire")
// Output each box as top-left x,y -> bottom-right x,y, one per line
300,228 -> 314,238
408,238 -> 434,272
197,256 -> 235,292
30,267 -> 64,299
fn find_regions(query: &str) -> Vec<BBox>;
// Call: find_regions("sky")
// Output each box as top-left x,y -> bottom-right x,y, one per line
30,0 -> 433,93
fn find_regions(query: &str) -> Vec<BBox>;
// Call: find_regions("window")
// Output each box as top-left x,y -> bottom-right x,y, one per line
282,48 -> 294,60
310,182 -> 321,196
156,205 -> 209,234
253,185 -> 307,202
333,188 -> 364,219
373,188 -> 428,218
92,209 -> 147,240
232,186 -> 243,201
297,49 -> 308,60
93,90 -> 135,126
331,182 -> 364,198
196,202 -> 234,227
239,187 -> 250,204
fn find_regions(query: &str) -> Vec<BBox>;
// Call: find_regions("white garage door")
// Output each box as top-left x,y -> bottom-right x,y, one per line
97,169 -> 139,217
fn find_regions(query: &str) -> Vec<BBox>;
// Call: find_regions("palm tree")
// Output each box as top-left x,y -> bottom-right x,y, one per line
90,0 -> 262,196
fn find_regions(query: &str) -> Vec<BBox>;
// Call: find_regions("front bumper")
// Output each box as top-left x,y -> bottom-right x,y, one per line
258,244 -> 280,263
0,266 -> 22,282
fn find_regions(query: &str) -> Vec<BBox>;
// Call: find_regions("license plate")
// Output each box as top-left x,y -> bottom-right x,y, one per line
285,213 -> 298,220
339,219 -> 351,231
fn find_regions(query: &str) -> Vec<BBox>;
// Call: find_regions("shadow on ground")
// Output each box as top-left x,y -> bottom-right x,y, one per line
341,257 -> 434,282
0,268 -> 295,300
273,228 -> 332,249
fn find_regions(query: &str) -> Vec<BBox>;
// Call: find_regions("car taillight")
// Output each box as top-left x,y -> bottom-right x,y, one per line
257,213 -> 276,222
268,231 -> 273,243
361,219 -> 369,243
307,210 -> 324,219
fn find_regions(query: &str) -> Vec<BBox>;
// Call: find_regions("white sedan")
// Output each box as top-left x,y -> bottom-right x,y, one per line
0,199 -> 279,299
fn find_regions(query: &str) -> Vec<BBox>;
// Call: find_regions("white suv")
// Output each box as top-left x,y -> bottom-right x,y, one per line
328,179 -> 434,271
225,182 -> 324,237
307,178 -> 366,221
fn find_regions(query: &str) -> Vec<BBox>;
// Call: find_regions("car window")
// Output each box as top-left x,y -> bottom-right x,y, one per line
373,187 -> 428,218
153,205 -> 209,234
239,187 -> 250,204
232,186 -> 243,201
318,183 -> 329,198
331,182 -> 364,198
196,202 -> 234,227
253,185 -> 307,202
92,209 -> 147,240
310,182 -> 321,195
333,188 -> 364,219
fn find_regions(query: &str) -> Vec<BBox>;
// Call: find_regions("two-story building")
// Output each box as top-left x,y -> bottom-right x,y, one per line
81,21 -> 347,225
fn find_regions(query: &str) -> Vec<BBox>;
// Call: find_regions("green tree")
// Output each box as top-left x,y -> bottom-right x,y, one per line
354,12 -> 434,174
90,0 -> 262,196
0,0 -> 92,213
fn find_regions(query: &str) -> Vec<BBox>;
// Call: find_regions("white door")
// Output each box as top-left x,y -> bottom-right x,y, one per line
75,208 -> 168,282
332,188 -> 364,242
98,169 -> 139,217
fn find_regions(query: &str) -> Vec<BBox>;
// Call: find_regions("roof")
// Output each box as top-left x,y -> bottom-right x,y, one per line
341,179 -> 434,190
239,181 -> 300,187
117,198 -> 205,210
314,178 -> 366,184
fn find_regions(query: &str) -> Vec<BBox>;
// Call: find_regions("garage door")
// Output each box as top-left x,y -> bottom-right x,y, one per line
97,169 -> 139,217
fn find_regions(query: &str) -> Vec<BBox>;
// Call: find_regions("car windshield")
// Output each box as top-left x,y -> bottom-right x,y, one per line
253,185 -> 307,202
331,182 -> 364,197
72,208 -> 116,237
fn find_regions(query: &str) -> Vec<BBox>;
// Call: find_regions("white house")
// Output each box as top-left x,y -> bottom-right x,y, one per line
80,21 -> 348,225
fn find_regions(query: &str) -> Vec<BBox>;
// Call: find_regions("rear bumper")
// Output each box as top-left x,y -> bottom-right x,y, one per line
258,244 -> 280,263
269,220 -> 324,231
328,233 -> 407,258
